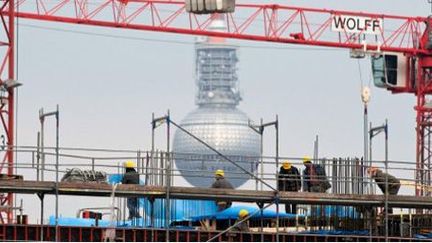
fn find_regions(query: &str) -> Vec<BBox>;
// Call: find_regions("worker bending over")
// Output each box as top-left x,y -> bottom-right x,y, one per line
211,169 -> 234,211
278,161 -> 301,214
122,161 -> 141,219
302,157 -> 331,193
232,209 -> 250,232
367,166 -> 401,214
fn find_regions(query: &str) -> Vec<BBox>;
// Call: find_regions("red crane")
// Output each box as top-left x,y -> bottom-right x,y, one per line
0,0 -> 430,222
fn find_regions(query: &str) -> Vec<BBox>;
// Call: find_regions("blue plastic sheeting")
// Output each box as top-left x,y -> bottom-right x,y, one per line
300,230 -> 369,236
415,233 -> 432,239
142,198 -> 218,228
48,216 -> 146,228
108,173 -> 219,227
191,205 -> 296,221
107,174 -> 123,184
308,206 -> 359,218
48,216 -> 113,227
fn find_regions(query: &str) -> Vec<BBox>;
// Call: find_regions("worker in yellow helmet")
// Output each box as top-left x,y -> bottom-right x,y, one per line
232,209 -> 250,232
211,169 -> 234,211
122,161 -> 141,219
302,156 -> 331,193
277,161 -> 301,214
367,166 -> 400,214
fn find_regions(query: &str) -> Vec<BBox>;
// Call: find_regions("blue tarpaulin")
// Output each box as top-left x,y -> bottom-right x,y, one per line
52,174 -> 359,228
415,233 -> 432,239
49,216 -> 113,227
191,205 -> 296,221
308,206 -> 359,218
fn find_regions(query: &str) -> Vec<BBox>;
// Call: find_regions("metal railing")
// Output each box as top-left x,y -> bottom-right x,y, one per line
2,144 -> 432,240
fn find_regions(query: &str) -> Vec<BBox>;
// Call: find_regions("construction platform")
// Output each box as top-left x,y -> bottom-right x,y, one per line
1,180 -> 432,241
1,180 -> 432,208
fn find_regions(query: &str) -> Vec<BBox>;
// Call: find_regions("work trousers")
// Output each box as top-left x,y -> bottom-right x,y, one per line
127,197 -> 140,219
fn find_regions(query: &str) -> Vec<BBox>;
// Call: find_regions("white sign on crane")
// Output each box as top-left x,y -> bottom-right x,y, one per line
331,15 -> 383,35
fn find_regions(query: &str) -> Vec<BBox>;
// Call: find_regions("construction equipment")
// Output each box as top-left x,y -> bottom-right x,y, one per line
185,0 -> 235,14
61,168 -> 107,184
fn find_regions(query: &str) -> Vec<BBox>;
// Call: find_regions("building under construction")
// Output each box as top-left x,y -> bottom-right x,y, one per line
0,0 -> 432,242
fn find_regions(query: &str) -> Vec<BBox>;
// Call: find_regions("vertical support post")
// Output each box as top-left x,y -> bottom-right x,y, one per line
137,150 -> 142,174
150,112 -> 155,186
364,103 -> 368,195
36,132 -> 40,181
384,119 -> 389,242
313,136 -> 319,164
55,105 -> 60,242
6,0 -> 15,222
37,193 -> 44,241
165,111 -> 171,242
39,108 -> 44,182
259,118 -> 264,191
275,115 -> 279,242
369,122 -> 374,195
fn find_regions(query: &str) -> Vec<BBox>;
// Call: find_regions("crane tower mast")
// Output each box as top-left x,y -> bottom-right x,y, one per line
0,0 -> 431,221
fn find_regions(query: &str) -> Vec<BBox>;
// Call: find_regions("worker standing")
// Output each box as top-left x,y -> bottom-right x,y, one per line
211,169 -> 234,211
278,161 -> 301,214
122,161 -> 141,219
232,209 -> 250,232
302,157 -> 331,193
367,166 -> 401,214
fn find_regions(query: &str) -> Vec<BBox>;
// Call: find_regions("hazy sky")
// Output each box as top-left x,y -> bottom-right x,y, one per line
11,0 -> 427,222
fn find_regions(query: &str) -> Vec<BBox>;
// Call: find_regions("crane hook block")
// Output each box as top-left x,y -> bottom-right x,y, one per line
185,0 -> 235,14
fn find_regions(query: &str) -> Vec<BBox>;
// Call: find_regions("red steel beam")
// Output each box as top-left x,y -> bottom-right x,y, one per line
9,0 -> 428,54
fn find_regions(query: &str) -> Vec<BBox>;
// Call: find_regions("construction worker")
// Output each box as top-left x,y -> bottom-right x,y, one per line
278,161 -> 301,214
211,169 -> 234,211
302,156 -> 331,193
122,161 -> 141,219
367,166 -> 401,214
232,209 -> 250,232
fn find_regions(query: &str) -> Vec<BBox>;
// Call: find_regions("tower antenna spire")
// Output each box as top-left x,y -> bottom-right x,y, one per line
429,0 -> 432,13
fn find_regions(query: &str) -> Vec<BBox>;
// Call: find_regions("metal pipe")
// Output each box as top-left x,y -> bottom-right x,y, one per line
259,118 -> 264,191
384,119 -> 389,241
55,105 -> 59,242
369,121 -> 373,195
165,110 -> 171,242
39,108 -> 44,182
275,115 -> 279,242
36,132 -> 40,181
364,104 -> 368,194
150,112 -> 155,186
37,193 -> 44,241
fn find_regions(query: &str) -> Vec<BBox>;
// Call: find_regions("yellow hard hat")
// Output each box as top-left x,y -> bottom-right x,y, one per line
303,156 -> 312,164
215,169 -> 224,177
238,209 -> 249,218
282,161 -> 291,169
124,161 -> 136,169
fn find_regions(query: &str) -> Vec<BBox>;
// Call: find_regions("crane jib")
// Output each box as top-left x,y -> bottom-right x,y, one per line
331,15 -> 383,35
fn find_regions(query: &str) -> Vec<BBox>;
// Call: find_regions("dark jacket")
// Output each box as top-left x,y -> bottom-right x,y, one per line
278,166 -> 301,192
303,164 -> 331,192
232,220 -> 249,232
372,170 -> 400,195
122,168 -> 140,185
211,177 -> 234,189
